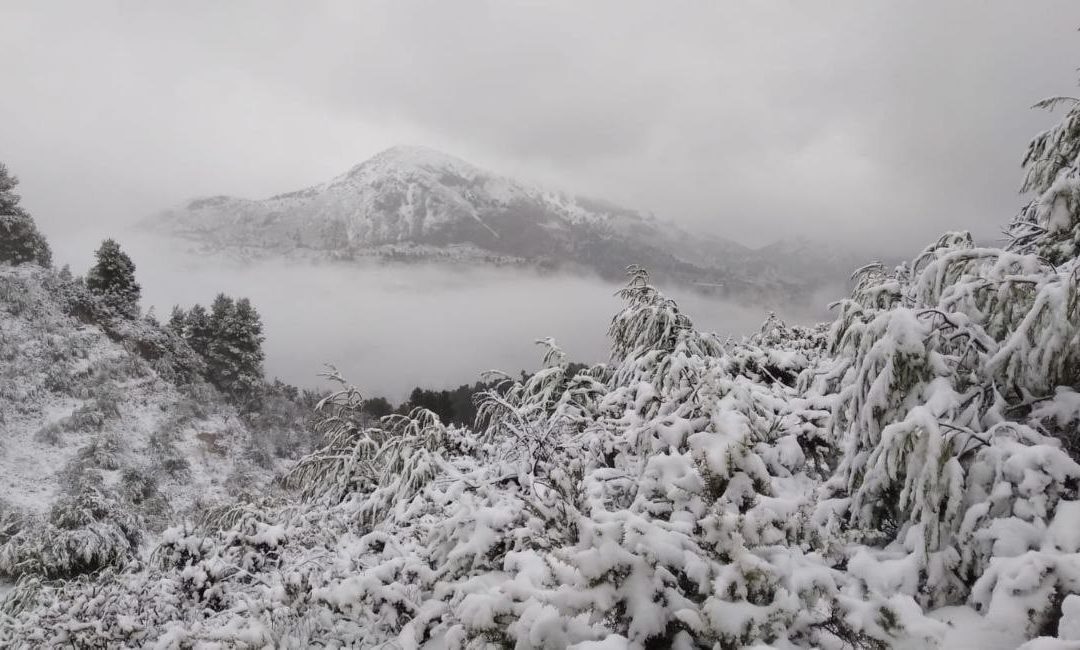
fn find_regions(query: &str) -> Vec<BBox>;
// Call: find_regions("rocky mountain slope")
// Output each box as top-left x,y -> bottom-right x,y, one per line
148,146 -> 862,305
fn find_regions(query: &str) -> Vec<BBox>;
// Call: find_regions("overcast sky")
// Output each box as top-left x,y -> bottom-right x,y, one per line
3,1 -> 1080,262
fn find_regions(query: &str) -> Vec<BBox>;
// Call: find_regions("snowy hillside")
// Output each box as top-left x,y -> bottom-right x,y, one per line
0,263 -> 313,587
0,265 -> 266,514
148,146 -> 848,305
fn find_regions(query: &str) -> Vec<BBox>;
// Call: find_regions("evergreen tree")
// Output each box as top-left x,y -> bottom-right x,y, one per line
361,396 -> 394,419
182,303 -> 213,358
204,294 -> 265,399
166,305 -> 186,334
86,239 -> 141,318
167,297 -> 265,400
205,294 -> 237,392
231,297 -> 267,394
0,162 -> 52,267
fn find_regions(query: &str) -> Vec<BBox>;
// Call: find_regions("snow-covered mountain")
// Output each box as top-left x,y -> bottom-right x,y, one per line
148,146 -> 855,304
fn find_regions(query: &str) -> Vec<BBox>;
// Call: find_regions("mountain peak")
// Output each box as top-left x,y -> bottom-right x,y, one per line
372,144 -> 458,162
341,145 -> 484,181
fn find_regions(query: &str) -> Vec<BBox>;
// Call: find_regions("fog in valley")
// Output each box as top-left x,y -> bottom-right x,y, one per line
86,234 -> 821,400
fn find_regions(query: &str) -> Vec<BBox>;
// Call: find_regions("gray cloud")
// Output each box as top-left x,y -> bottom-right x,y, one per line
2,2 -> 1078,256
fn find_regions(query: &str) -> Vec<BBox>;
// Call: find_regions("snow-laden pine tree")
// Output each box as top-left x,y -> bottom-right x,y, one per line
167,296 -> 266,400
0,162 -> 52,268
205,294 -> 266,400
86,239 -> 141,318
178,302 -> 213,358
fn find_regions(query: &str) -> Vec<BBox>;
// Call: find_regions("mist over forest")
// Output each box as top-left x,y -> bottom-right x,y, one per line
119,235 -> 830,400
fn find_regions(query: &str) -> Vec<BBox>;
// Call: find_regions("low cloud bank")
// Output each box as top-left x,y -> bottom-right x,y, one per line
104,234 -> 833,400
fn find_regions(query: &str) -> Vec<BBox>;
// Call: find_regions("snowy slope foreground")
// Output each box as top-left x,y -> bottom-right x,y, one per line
148,146 -> 856,305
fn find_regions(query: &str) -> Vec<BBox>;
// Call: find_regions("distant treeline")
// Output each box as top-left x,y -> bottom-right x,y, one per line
366,363 -> 589,427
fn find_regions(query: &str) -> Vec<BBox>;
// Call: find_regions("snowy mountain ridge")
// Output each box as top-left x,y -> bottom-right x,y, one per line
149,146 -> 856,304
156,145 -> 665,249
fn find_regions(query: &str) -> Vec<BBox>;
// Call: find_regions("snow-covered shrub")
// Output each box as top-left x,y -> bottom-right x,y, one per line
0,482 -> 141,580
72,433 -> 125,472
244,379 -> 320,459
148,425 -> 190,479
0,502 -> 28,548
55,273 -> 113,326
174,384 -> 219,419
286,371 -> 471,528
724,312 -> 827,388
40,362 -> 76,395
118,466 -> 171,528
807,93 -> 1080,624
33,396 -> 120,443
0,276 -> 38,318
117,317 -> 207,385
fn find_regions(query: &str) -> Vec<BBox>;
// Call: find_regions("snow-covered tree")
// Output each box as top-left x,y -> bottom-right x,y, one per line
86,238 -> 141,318
175,303 -> 213,358
0,163 -> 52,268
205,294 -> 265,400
167,296 -> 266,400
